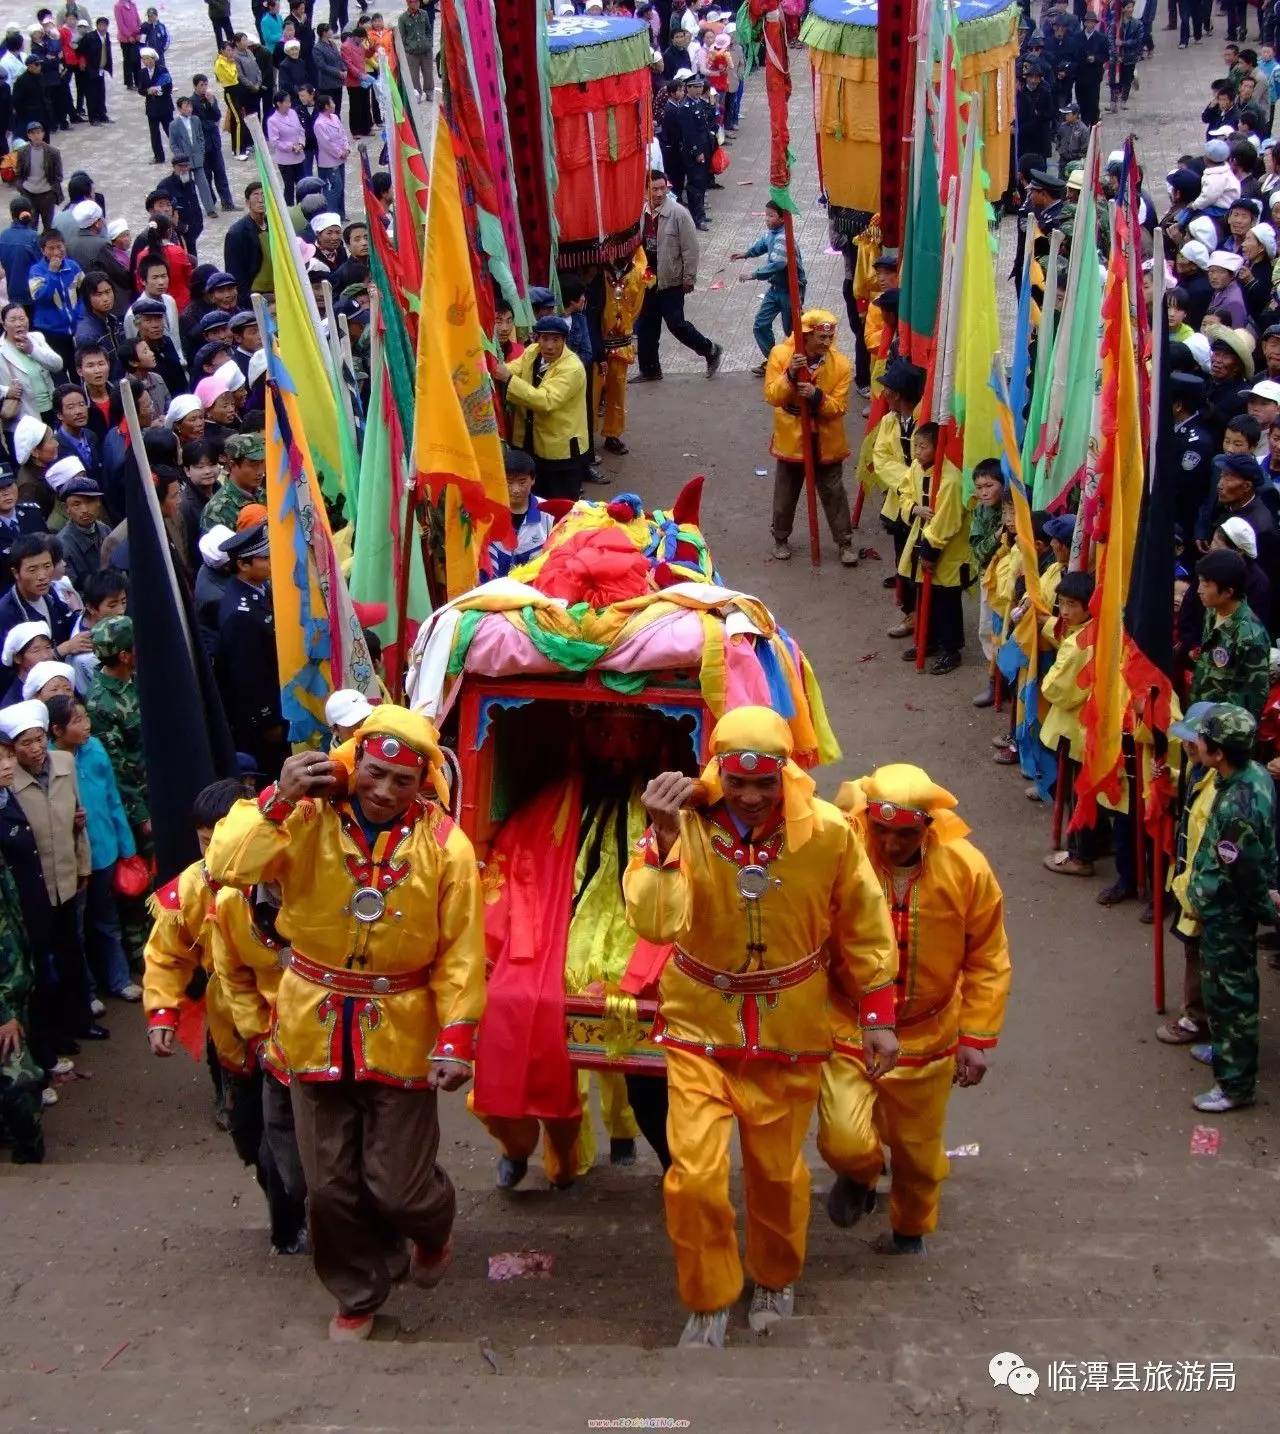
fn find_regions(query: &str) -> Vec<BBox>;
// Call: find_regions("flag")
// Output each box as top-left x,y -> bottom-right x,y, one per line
382,51 -> 429,312
349,312 -> 431,681
898,99 -> 942,371
264,324 -> 380,744
1072,202 -> 1147,828
1122,244 -> 1178,824
251,123 -> 359,514
1030,132 -> 1102,511
412,117 -> 512,598
746,0 -> 797,210
121,409 -> 238,881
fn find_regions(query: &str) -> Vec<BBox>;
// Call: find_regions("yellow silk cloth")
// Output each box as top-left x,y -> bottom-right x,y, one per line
818,1052 -> 955,1236
205,796 -> 484,1084
211,885 -> 288,1072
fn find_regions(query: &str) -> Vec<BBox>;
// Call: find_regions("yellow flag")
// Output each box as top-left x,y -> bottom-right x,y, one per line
412,119 -> 512,597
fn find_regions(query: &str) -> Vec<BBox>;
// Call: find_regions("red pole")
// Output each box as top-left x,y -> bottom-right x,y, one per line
914,572 -> 933,671
1051,739 -> 1067,849
781,209 -> 821,567
851,483 -> 865,530
1131,744 -> 1147,900
1151,812 -> 1166,1014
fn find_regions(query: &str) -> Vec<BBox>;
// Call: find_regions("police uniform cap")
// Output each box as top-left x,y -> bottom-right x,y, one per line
132,296 -> 167,317
223,520 -> 269,562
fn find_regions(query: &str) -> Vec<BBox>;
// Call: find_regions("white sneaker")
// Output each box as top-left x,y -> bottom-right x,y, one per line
51,1058 -> 74,1077
116,983 -> 143,1002
90,997 -> 106,1017
748,1283 -> 795,1334
677,1307 -> 729,1348
41,1087 -> 59,1107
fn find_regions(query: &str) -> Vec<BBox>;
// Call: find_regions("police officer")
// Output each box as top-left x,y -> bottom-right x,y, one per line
682,75 -> 717,231
214,521 -> 287,779
1170,370 -> 1217,542
0,465 -> 46,596
659,75 -> 692,206
1184,703 -> 1278,1112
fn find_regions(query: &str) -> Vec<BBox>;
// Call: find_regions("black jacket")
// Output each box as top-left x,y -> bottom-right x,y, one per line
224,214 -> 267,308
155,173 -> 204,257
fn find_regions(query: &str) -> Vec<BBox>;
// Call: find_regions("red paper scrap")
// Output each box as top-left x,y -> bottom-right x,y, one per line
487,1250 -> 554,1281
1190,1125 -> 1220,1156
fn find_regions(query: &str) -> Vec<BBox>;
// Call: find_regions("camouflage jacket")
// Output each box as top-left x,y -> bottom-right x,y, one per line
86,670 -> 150,831
1190,602 -> 1271,719
0,858 -> 32,1026
1187,761 -> 1277,924
199,479 -> 265,535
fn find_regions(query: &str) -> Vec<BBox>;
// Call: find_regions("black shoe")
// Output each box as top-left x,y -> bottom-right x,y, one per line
930,650 -> 961,675
881,575 -> 897,589
878,1230 -> 926,1255
221,202 -> 240,212
695,220 -> 711,231
56,1039 -> 81,1057
78,1024 -> 111,1040
705,343 -> 723,378
827,1175 -> 877,1228
629,371 -> 662,384
708,179 -> 725,190
609,1138 -> 637,1166
602,436 -> 628,455
496,1155 -> 528,1190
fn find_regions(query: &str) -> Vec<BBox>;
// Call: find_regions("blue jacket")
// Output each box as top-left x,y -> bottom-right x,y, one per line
0,222 -> 42,307
73,735 -> 136,871
28,256 -> 84,338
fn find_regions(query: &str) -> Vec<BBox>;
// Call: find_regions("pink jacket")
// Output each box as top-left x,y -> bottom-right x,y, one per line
313,111 -> 350,169
114,0 -> 142,43
265,107 -> 306,167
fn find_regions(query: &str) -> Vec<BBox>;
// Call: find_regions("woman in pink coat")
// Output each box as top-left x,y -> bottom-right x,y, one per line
264,90 -> 307,204
312,94 -> 351,219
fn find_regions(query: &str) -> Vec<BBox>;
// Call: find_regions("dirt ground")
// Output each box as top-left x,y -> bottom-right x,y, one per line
3,367 -> 1277,1434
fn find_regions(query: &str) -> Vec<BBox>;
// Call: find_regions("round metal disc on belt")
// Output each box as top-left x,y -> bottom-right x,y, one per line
372,977 -> 391,994
736,864 -> 771,901
351,886 -> 387,923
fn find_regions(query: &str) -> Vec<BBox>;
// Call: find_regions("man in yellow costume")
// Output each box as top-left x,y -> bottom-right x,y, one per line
205,706 -> 485,1342
819,764 -> 1011,1254
624,706 -> 898,1348
144,777 -> 309,1255
598,247 -> 655,457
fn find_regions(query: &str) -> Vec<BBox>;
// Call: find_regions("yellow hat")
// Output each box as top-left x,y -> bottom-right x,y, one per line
837,763 -> 969,845
699,705 -> 819,850
801,308 -> 838,334
341,704 -> 450,805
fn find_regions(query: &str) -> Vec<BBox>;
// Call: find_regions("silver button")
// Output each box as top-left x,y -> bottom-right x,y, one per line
328,1065 -> 340,1076
372,977 -> 390,994
866,1013 -> 878,1023
713,974 -> 731,990
704,1045 -> 714,1056
323,973 -> 334,986
768,977 -> 779,989
442,1043 -> 454,1055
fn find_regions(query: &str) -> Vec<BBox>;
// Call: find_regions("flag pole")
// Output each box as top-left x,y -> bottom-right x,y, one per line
1051,737 -> 1067,849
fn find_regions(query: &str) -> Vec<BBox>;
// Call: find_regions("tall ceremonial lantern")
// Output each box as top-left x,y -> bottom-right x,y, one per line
802,0 -> 1018,239
547,13 -> 655,270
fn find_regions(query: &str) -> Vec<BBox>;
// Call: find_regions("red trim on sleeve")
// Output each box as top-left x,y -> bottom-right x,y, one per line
257,784 -> 295,823
432,1020 -> 476,1065
147,1008 -> 178,1031
959,1034 -> 998,1050
638,826 -> 678,868
154,876 -> 181,912
858,984 -> 898,1031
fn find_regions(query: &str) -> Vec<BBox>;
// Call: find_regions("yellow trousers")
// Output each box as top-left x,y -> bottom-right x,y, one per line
664,1046 -> 821,1313
600,357 -> 627,440
817,1052 -> 955,1237
469,1095 -> 582,1188
574,1070 -> 640,1175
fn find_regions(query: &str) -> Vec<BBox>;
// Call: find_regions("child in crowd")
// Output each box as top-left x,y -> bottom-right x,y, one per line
1041,571 -> 1098,876
969,458 -> 1006,705
489,448 -> 556,579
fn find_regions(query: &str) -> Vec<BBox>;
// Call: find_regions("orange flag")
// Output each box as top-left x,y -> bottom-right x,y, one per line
412,118 -> 512,597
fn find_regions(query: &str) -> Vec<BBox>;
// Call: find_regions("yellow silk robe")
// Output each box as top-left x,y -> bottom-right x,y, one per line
205,792 -> 485,1087
623,799 -> 897,1062
211,884 -> 289,1075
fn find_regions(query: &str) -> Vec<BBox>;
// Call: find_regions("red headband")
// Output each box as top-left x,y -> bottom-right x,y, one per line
719,750 -> 785,777
867,800 -> 930,830
361,734 -> 427,770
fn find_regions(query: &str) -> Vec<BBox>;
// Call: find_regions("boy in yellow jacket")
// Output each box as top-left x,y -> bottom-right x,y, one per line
1040,571 -> 1098,877
867,357 -> 927,631
763,308 -> 858,566
819,764 -> 1011,1254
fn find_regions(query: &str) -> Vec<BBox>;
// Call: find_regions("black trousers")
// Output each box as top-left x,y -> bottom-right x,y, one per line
211,15 -> 236,46
1224,0 -> 1245,38
120,41 -> 140,89
1075,72 -> 1102,126
635,285 -> 714,377
40,900 -> 93,1054
842,277 -> 870,388
532,453 -> 584,502
927,582 -> 966,654
226,1067 -> 309,1249
148,114 -> 169,163
1110,63 -> 1136,103
684,164 -> 707,225
207,141 -> 233,206
624,1073 -> 671,1170
1177,0 -> 1203,41
83,72 -> 107,122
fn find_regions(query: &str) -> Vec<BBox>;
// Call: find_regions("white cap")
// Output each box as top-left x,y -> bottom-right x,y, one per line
1250,378 -> 1280,404
44,456 -> 87,493
21,661 -> 74,701
1219,515 -> 1259,559
12,415 -> 48,466
325,688 -> 374,729
672,66 -> 695,81
0,700 -> 49,740
1187,215 -> 1219,249
1,621 -> 50,667
310,211 -> 341,235
1208,249 -> 1244,274
72,200 -> 103,229
1208,124 -> 1236,139
214,358 -> 246,392
199,524 -> 236,570
284,38 -> 301,51
1185,331 -> 1213,373
247,348 -> 268,386
1251,222 -> 1278,258
165,394 -> 203,428
140,45 -> 158,57
1179,240 -> 1211,271
106,217 -> 129,242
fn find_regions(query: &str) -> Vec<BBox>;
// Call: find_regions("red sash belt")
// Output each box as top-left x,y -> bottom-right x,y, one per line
287,950 -> 429,996
672,947 -> 826,996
